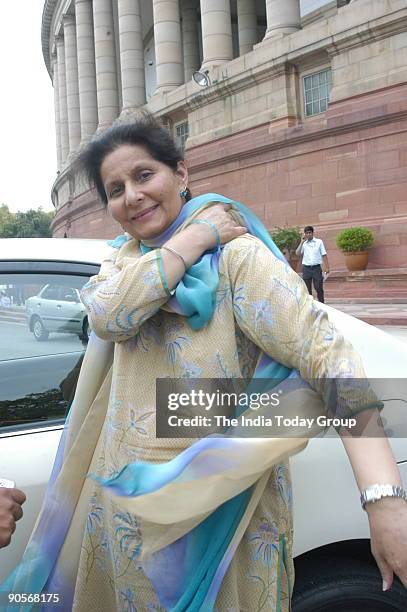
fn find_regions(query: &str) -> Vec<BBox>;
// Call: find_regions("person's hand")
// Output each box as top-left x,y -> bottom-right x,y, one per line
0,487 -> 26,548
366,498 -> 407,590
192,204 -> 247,249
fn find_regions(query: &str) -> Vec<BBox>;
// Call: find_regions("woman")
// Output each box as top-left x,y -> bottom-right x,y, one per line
3,115 -> 407,611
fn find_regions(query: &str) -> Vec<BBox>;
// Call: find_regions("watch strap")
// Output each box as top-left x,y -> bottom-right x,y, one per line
360,484 -> 407,510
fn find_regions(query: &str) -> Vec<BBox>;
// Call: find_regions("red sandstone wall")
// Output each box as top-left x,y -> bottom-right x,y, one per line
53,83 -> 407,273
52,190 -> 121,239
187,82 -> 407,271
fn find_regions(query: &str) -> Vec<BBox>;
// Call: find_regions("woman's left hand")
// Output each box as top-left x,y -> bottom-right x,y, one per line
367,498 -> 407,590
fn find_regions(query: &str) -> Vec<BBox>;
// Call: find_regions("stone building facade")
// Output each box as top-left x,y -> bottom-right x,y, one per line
42,0 -> 407,298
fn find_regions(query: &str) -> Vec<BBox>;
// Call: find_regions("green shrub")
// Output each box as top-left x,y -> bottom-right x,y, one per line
271,226 -> 301,253
336,227 -> 374,252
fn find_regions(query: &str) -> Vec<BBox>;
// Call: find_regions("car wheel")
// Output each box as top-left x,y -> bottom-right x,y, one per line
32,317 -> 49,341
293,558 -> 407,612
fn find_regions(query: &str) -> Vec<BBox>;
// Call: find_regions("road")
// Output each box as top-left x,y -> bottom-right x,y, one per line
0,320 -> 85,361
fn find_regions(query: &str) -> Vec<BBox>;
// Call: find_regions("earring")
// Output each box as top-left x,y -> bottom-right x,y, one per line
179,185 -> 189,200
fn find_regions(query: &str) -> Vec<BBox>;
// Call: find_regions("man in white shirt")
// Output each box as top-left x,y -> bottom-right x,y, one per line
295,226 -> 330,303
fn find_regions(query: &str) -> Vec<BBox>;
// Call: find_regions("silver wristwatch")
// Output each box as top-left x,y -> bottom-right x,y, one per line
360,484 -> 407,510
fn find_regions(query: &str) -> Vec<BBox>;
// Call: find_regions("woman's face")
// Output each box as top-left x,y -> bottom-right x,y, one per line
100,144 -> 188,240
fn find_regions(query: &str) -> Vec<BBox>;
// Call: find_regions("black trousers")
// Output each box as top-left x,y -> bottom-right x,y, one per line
302,264 -> 324,303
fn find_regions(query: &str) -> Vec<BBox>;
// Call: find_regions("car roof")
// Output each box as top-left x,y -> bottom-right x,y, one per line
0,238 -> 111,265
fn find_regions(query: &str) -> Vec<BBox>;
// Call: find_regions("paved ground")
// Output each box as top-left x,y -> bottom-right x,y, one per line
327,301 -> 407,326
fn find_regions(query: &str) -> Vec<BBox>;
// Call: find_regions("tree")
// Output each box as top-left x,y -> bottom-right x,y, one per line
0,204 -> 13,235
0,207 -> 54,238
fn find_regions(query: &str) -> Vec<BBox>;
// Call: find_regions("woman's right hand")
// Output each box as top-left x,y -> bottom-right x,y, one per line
192,204 -> 247,249
163,205 -> 247,287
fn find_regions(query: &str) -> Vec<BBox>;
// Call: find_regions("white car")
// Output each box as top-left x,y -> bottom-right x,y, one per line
25,283 -> 89,342
0,238 -> 406,611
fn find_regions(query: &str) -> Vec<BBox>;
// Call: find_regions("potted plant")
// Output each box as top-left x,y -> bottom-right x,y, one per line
335,226 -> 374,271
271,226 -> 302,271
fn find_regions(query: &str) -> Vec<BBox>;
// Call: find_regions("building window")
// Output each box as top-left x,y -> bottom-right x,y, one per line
303,68 -> 332,117
175,121 -> 189,153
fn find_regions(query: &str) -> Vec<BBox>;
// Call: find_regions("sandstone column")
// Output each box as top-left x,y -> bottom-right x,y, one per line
264,0 -> 301,38
51,54 -> 62,170
75,0 -> 98,142
180,0 -> 200,82
92,0 -> 119,128
56,35 -> 69,163
200,0 -> 233,70
63,15 -> 81,156
237,0 -> 258,55
118,0 -> 146,110
152,0 -> 184,93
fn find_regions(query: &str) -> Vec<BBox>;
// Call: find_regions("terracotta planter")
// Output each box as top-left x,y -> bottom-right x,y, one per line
344,250 -> 369,272
289,254 -> 300,272
282,249 -> 299,272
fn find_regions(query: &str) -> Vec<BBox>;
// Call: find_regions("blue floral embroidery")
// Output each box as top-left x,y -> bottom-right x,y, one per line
129,407 -> 155,435
275,465 -> 293,510
249,516 -> 280,566
251,300 -> 273,328
124,318 -> 162,353
165,333 -> 192,368
271,277 -> 302,307
215,278 -> 233,310
233,286 -> 246,320
113,512 -> 142,561
119,587 -> 137,612
181,361 -> 203,378
86,494 -> 103,534
142,269 -> 164,299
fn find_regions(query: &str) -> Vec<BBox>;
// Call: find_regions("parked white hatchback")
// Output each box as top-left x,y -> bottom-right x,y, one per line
25,283 -> 89,342
0,238 -> 406,611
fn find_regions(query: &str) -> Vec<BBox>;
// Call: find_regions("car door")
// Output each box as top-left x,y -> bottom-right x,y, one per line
0,259 -> 99,582
35,284 -> 62,332
56,285 -> 87,334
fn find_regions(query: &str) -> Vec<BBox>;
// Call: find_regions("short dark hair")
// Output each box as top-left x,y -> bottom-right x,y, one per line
304,226 -> 314,233
77,113 -> 188,205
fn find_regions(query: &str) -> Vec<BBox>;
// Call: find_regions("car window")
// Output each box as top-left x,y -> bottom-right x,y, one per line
41,285 -> 60,300
60,287 -> 79,302
0,270 -> 95,434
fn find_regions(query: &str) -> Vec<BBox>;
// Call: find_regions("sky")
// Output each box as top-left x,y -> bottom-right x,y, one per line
0,2 -> 56,213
